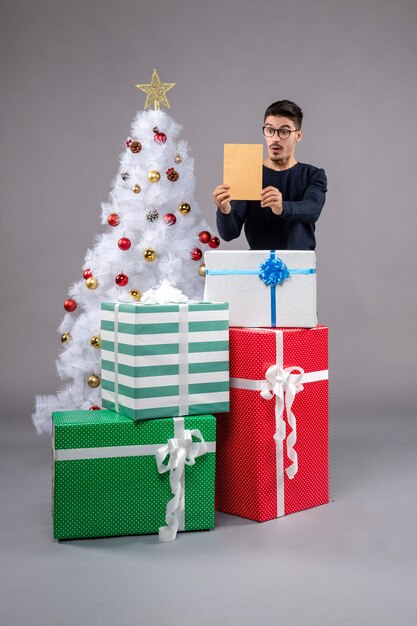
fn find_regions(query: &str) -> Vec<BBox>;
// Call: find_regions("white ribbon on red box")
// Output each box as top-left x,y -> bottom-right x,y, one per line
229,330 -> 328,518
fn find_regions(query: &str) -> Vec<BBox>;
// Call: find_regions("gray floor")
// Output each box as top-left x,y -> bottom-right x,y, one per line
1,412 -> 416,626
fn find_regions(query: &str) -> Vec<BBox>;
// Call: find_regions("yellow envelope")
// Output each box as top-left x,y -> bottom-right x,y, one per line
223,144 -> 263,201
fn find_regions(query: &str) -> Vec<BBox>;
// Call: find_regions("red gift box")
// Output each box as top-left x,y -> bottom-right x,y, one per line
215,325 -> 328,521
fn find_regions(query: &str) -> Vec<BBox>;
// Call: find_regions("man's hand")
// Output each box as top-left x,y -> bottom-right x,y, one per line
261,186 -> 283,215
213,184 -> 232,214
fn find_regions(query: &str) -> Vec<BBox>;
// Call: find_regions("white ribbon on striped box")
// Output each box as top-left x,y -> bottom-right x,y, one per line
111,303 -> 191,415
230,330 -> 328,518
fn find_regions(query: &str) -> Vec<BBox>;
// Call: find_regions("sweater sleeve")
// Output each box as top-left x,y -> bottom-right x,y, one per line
216,200 -> 248,241
281,168 -> 327,224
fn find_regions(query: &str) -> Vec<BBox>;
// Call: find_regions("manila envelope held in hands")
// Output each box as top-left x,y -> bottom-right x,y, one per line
223,144 -> 263,201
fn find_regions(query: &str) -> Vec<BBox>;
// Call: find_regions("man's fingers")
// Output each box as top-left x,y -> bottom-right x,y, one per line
261,186 -> 277,196
261,194 -> 279,204
214,184 -> 230,195
213,186 -> 231,202
216,191 -> 231,203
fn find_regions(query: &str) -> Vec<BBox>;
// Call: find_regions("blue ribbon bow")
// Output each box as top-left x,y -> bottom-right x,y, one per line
259,256 -> 290,287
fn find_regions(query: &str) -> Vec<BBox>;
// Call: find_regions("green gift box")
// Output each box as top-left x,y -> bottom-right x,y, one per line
52,410 -> 216,541
100,301 -> 229,421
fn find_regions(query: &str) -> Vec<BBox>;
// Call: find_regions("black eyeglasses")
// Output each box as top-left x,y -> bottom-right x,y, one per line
262,126 -> 299,140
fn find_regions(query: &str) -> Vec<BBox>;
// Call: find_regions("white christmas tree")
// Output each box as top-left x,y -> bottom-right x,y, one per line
33,70 -> 220,435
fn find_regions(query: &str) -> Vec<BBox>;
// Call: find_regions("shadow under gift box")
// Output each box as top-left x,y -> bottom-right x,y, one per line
100,301 -> 229,421
52,411 -> 216,540
215,326 -> 329,522
204,250 -> 317,328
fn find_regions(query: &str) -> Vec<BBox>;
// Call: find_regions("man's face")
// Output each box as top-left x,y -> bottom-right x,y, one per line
263,115 -> 302,164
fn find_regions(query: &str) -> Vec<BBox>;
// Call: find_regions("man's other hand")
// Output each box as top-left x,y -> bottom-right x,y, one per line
261,186 -> 283,215
213,184 -> 232,214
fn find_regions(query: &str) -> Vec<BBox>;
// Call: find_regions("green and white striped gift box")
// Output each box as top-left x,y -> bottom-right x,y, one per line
100,301 -> 229,421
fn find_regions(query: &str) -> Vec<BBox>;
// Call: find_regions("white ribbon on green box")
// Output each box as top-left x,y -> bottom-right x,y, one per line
156,416 -> 209,542
54,416 -> 215,542
230,330 -> 328,518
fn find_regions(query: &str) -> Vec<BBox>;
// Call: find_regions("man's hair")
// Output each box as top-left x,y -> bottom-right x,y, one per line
264,100 -> 303,129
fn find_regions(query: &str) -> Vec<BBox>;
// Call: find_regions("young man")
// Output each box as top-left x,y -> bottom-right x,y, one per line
213,100 -> 327,250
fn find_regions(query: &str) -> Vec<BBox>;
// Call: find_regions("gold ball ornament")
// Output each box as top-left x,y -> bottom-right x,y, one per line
198,263 -> 207,277
143,248 -> 157,262
90,335 -> 102,349
85,276 -> 99,290
178,202 -> 191,215
147,170 -> 161,183
61,332 -> 71,344
129,289 -> 142,301
87,374 -> 101,388
174,153 -> 182,164
133,184 -> 141,194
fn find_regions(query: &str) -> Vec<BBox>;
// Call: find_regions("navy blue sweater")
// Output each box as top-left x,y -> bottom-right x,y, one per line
216,162 -> 327,250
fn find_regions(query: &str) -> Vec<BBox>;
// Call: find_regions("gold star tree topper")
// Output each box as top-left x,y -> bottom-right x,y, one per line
135,69 -> 176,110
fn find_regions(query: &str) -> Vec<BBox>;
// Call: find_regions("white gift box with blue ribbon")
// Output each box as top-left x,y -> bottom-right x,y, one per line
204,250 -> 317,328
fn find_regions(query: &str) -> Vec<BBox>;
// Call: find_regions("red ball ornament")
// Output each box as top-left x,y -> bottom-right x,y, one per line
64,298 -> 77,312
83,268 -> 93,280
163,213 -> 176,226
191,247 -> 203,261
107,213 -> 120,227
118,237 -> 131,251
198,231 -> 211,244
115,273 -> 128,287
89,405 -> 101,411
154,131 -> 167,144
209,236 -> 220,248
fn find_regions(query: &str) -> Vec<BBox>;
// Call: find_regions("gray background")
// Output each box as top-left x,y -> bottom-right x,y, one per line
1,1 -> 416,625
